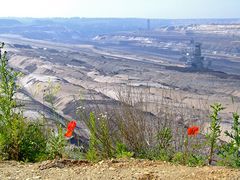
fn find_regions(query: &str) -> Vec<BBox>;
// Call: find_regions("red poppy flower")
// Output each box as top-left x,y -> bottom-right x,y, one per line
65,120 -> 77,138
65,130 -> 73,138
187,126 -> 199,136
67,120 -> 77,131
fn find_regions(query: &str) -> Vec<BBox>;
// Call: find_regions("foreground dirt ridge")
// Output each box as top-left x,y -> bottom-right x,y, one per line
0,159 -> 239,180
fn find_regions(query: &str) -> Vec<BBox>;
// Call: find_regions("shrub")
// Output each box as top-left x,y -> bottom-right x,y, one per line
98,113 -> 114,159
115,142 -> 134,159
187,154 -> 205,167
206,103 -> 224,165
86,112 -> 98,161
141,127 -> 174,161
47,125 -> 67,159
156,127 -> 173,150
20,122 -> 48,162
172,152 -> 205,167
0,114 -> 25,160
172,152 -> 185,164
65,144 -> 84,160
77,87 -> 209,163
141,148 -> 173,161
218,143 -> 240,168
225,113 -> 240,151
0,42 -> 20,130
0,115 -> 48,162
218,112 -> 240,167
0,43 -> 23,160
0,43 -> 48,162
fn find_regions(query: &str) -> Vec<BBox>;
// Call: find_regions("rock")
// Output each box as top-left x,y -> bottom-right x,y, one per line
32,176 -> 41,179
98,160 -> 104,165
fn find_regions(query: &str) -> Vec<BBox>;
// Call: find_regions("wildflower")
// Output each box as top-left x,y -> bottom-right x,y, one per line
187,126 -> 199,136
65,130 -> 73,138
65,120 -> 77,138
67,120 -> 77,131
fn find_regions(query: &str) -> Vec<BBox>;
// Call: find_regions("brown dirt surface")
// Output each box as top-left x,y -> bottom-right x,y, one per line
0,159 -> 239,180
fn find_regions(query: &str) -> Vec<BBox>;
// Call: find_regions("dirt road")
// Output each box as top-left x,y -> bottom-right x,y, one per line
0,159 -> 239,180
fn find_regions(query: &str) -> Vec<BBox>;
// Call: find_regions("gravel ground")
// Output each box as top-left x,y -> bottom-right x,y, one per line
0,159 -> 239,180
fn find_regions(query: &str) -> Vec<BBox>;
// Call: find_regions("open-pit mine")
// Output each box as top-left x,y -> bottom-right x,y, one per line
0,18 -> 240,141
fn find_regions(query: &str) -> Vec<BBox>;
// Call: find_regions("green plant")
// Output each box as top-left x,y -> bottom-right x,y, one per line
186,154 -> 205,167
0,114 -> 25,160
115,142 -> 134,159
0,44 -> 27,161
65,144 -> 84,160
136,128 -> 174,161
86,112 -> 98,162
172,152 -> 185,165
206,103 -> 224,165
218,112 -> 240,167
140,148 -> 172,161
0,44 -> 49,162
47,125 -> 66,159
0,115 -> 48,162
20,122 -> 48,162
142,127 -> 174,161
225,112 -> 240,150
172,152 -> 205,167
0,43 -> 20,129
156,127 -> 173,150
218,143 -> 240,168
97,113 -> 115,159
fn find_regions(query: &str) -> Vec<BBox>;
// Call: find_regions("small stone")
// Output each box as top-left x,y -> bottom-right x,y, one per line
109,167 -> 116,171
98,160 -> 104,165
33,176 -> 41,179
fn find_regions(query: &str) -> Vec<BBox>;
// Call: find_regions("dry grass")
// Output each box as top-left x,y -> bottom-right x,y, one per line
75,85 -> 210,156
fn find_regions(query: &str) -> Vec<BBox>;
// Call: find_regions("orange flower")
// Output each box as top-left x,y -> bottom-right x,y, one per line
65,120 -> 77,138
65,130 -> 73,138
187,126 -> 199,136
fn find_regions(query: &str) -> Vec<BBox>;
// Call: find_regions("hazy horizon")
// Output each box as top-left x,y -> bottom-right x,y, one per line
1,17 -> 240,20
0,0 -> 240,19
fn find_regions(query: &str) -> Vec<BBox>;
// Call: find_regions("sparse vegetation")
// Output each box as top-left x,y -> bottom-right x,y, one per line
0,43 -> 48,162
206,103 -> 224,165
218,112 -> 240,167
19,122 -> 48,162
115,142 -> 134,159
86,112 -> 99,162
46,125 -> 67,159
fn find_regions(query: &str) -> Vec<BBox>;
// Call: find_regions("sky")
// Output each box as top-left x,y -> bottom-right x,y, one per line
1,0 -> 240,19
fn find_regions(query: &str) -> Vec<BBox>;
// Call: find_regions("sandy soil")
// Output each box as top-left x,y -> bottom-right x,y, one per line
0,159 -> 239,180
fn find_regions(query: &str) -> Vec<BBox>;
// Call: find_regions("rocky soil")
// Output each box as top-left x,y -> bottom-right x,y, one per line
0,159 -> 239,180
